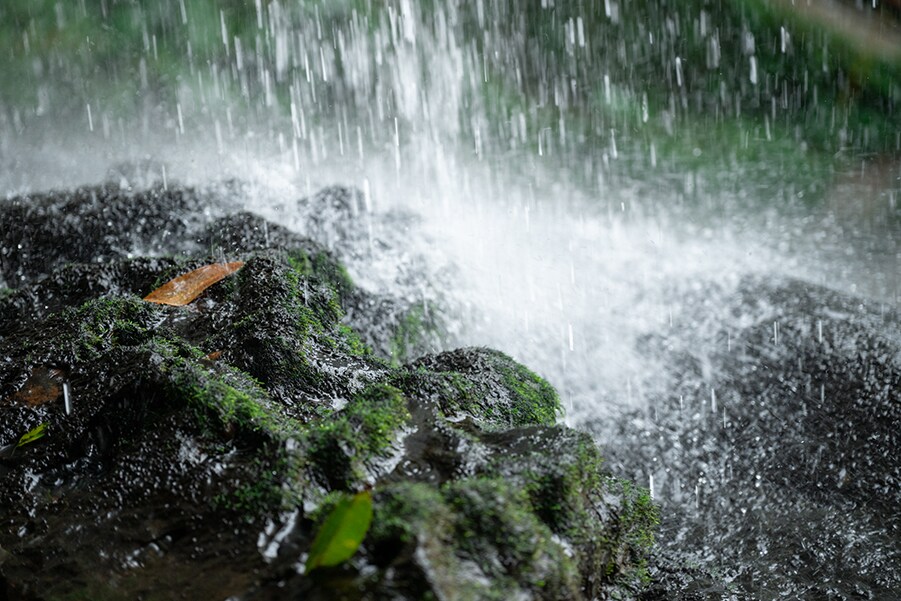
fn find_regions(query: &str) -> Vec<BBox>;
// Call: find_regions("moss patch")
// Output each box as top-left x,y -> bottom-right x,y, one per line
396,348 -> 562,430
305,384 -> 410,491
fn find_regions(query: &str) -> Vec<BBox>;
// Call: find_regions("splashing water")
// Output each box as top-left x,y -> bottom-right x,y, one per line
1,1 -> 898,597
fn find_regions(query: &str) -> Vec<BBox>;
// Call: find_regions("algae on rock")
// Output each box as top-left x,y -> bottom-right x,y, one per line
0,182 -> 657,600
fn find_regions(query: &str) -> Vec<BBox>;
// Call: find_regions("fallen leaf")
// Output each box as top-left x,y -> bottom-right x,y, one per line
305,491 -> 373,572
17,423 -> 47,447
1,423 -> 48,459
10,367 -> 64,406
144,262 -> 244,306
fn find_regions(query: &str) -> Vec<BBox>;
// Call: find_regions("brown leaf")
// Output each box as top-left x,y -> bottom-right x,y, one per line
144,262 -> 244,306
10,367 -> 65,407
204,351 -> 223,361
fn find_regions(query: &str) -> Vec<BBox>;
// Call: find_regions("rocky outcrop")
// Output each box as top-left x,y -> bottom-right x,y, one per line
0,182 -> 656,600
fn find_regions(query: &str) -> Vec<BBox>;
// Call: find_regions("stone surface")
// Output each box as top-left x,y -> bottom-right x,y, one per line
0,181 -> 656,600
589,275 -> 901,600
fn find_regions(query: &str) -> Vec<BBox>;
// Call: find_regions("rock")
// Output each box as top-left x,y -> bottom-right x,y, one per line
398,347 -> 562,430
0,183 -> 209,286
590,275 -> 901,599
296,186 -> 367,257
0,182 -> 656,600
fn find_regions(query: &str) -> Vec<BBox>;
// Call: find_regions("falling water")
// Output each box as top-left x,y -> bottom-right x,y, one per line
1,1 -> 898,598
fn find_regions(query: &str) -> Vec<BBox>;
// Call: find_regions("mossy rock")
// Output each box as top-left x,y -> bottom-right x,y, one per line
396,347 -> 562,430
0,182 -> 655,601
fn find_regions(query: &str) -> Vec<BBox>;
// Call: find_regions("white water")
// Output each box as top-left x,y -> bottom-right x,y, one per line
5,54 -> 896,426
7,116 -> 890,431
2,4 -> 899,596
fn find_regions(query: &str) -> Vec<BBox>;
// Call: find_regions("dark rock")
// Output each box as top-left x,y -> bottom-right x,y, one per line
0,183 -> 210,286
591,275 -> 901,599
398,347 -> 562,430
0,182 -> 656,600
297,185 -> 367,256
0,184 -> 447,368
292,185 -> 454,364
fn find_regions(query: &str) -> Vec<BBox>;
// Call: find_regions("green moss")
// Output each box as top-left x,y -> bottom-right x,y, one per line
368,478 -> 582,599
212,460 -> 285,515
368,482 -> 489,599
286,251 -> 313,277
520,429 -> 604,532
141,336 -> 298,439
39,295 -> 161,362
312,252 -> 355,299
391,350 -> 561,430
390,367 -> 474,410
369,482 -> 448,545
283,257 -> 343,333
608,477 -> 659,552
336,323 -> 372,357
213,254 -> 344,397
594,476 -> 658,589
143,337 -> 310,514
443,477 -> 582,598
475,426 -> 657,593
305,384 -> 410,491
286,248 -> 354,303
389,303 -> 426,365
488,351 -> 561,427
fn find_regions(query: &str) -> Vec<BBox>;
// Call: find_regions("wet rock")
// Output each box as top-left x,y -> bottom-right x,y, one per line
0,184 -> 446,367
0,182 -> 656,600
591,275 -> 901,599
292,185 -> 454,364
398,347 -> 562,430
196,210 -> 445,365
296,185 -> 367,257
0,183 -> 210,286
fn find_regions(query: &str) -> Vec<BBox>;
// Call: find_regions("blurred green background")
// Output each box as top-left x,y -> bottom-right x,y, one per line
1,0 -> 899,212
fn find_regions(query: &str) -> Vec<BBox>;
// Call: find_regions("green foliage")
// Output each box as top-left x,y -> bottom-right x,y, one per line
17,423 -> 47,447
2,0 -> 896,219
0,0 -> 258,111
305,490 -> 373,572
464,1 -> 900,211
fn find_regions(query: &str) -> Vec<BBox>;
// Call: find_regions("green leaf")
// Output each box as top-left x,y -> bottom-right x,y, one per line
17,423 -> 47,448
305,491 -> 373,572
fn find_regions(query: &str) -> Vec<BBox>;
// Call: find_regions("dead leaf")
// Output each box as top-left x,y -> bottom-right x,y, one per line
144,262 -> 244,306
9,367 -> 64,407
205,351 -> 222,361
